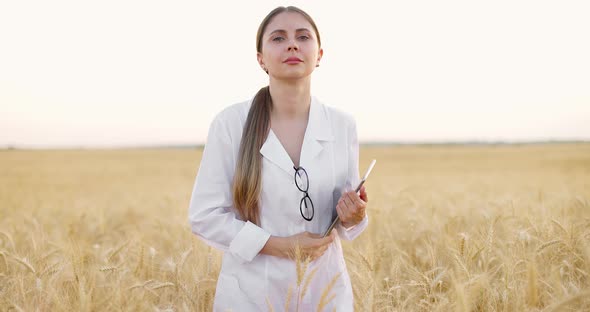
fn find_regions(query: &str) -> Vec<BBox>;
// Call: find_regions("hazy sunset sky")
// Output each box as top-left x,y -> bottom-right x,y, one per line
1,0 -> 589,148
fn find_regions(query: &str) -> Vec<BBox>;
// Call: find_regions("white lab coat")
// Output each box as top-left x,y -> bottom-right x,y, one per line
188,95 -> 369,311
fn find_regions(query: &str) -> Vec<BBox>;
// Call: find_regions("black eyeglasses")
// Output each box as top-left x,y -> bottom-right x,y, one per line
293,166 -> 314,221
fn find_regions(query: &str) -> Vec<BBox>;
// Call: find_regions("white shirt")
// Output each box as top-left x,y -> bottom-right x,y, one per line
188,95 -> 369,311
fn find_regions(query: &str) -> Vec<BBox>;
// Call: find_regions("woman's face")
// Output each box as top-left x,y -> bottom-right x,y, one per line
257,11 -> 323,80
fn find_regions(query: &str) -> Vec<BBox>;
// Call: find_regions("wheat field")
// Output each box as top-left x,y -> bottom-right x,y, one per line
0,144 -> 589,311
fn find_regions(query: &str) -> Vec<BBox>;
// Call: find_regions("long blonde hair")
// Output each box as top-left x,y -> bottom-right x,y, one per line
232,6 -> 321,225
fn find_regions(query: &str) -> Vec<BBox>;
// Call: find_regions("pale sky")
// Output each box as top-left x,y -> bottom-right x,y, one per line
1,0 -> 589,148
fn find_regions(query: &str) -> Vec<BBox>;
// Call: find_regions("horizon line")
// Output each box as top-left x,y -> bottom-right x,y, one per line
1,139 -> 589,150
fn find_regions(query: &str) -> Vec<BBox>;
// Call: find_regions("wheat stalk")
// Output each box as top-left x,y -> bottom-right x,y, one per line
206,246 -> 212,276
293,241 -> 310,312
151,282 -> 175,290
543,289 -> 590,312
316,272 -> 341,312
551,219 -> 567,236
0,231 -> 16,252
107,240 -> 130,263
526,261 -> 539,307
293,242 -> 308,287
177,247 -> 193,271
179,282 -> 198,308
453,253 -> 470,279
486,218 -> 496,254
284,285 -> 293,312
300,266 -> 319,302
0,250 -> 8,273
78,275 -> 90,312
317,293 -> 336,312
459,235 -> 466,258
38,248 -> 60,264
134,244 -> 144,276
265,296 -> 275,311
129,279 -> 156,290
359,251 -> 374,272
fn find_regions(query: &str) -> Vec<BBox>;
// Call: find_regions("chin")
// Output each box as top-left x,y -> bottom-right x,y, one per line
274,69 -> 315,80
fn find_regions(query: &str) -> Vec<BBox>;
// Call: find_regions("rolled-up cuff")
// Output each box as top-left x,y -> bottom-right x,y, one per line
228,221 -> 271,263
337,214 -> 369,241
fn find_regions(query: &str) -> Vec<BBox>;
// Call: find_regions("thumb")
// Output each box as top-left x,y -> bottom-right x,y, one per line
302,231 -> 314,236
308,233 -> 332,245
309,232 -> 326,239
321,232 -> 336,245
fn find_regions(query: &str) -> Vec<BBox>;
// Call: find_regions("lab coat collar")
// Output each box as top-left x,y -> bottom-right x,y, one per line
260,96 -> 334,176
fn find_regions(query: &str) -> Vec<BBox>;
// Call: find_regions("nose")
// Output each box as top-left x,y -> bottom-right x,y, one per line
287,38 -> 299,51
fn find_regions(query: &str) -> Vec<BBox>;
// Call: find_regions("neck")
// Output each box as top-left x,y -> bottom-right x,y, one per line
268,76 -> 312,119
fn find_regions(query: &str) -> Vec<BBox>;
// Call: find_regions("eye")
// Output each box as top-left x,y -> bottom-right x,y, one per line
272,36 -> 285,42
298,35 -> 310,40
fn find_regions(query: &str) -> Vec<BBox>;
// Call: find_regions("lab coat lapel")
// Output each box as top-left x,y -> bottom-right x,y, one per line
300,96 -> 334,167
259,96 -> 334,176
260,129 -> 295,176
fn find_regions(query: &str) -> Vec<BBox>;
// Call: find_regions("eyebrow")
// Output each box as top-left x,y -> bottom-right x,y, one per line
268,28 -> 312,36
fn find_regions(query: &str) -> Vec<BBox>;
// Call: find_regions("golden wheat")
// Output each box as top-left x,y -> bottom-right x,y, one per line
0,144 -> 589,311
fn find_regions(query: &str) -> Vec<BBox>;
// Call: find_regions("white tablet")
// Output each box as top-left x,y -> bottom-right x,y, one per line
323,159 -> 376,237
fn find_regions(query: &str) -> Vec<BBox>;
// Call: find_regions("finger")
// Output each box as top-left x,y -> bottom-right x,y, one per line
343,195 -> 355,212
337,203 -> 351,223
349,191 -> 367,211
344,200 -> 356,219
336,203 -> 344,219
346,191 -> 360,208
337,197 -> 345,208
352,193 -> 366,211
357,186 -> 367,203
360,185 -> 368,202
360,191 -> 368,203
348,190 -> 364,206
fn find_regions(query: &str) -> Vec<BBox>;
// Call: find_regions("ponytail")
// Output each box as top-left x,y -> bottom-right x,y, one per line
232,86 -> 272,225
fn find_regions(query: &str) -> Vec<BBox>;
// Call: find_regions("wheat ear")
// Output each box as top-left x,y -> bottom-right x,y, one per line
536,239 -> 562,254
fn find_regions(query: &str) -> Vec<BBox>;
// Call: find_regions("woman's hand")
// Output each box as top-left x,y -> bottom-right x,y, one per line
288,231 -> 336,261
336,185 -> 368,229
261,231 -> 336,261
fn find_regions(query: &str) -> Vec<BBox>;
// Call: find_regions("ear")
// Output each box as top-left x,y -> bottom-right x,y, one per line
257,52 -> 265,69
317,48 -> 324,65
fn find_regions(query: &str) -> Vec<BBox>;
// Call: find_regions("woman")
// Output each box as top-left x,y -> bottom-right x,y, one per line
188,6 -> 369,311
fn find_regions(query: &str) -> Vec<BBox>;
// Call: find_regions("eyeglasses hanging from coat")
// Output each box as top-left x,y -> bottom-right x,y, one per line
293,166 -> 314,221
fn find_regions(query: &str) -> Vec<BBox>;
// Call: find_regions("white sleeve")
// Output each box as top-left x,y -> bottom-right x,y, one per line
336,117 -> 369,241
188,113 -> 271,264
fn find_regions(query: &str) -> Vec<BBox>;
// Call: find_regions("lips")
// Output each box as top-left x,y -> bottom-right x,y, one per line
283,57 -> 303,64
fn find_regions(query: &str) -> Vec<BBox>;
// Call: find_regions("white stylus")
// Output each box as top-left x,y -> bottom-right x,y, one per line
323,159 -> 376,237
